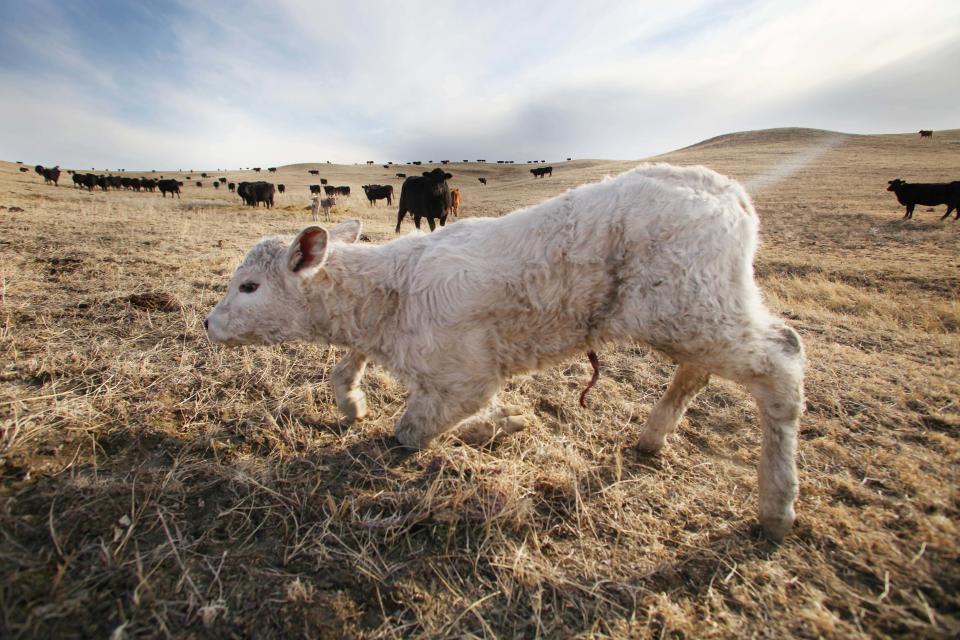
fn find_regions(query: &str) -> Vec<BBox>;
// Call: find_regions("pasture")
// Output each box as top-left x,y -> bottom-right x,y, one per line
1,128 -> 958,638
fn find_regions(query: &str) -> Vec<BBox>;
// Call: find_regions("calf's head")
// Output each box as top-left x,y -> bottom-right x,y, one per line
887,178 -> 904,192
205,220 -> 362,346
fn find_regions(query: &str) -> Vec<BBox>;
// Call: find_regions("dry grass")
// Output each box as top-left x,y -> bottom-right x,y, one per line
1,129 -> 958,638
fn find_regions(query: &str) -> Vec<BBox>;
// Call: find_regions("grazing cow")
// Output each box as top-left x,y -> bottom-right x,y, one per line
363,184 -> 394,206
19,167 -> 29,173
310,185 -> 322,194
567,157 -> 572,161
887,179 -> 960,220
205,163 -> 806,541
238,181 -> 275,208
214,181 -> 220,189
268,167 -> 277,173
413,161 -> 422,166
396,173 -> 406,179
196,181 -> 203,187
478,178 -> 487,185
450,188 -> 461,216
141,178 -> 157,192
441,160 -> 450,165
531,166 -> 553,178
310,194 -> 336,222
323,185 -> 336,196
334,186 -> 351,196
253,167 -> 262,173
919,130 -> 933,138
228,182 -> 236,192
219,177 -> 227,184
309,169 -> 320,175
159,179 -> 181,198
278,184 -> 286,194
201,173 -> 209,178
396,168 -> 452,232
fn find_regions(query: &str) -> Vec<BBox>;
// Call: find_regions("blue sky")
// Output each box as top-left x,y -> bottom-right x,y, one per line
1,0 -> 958,170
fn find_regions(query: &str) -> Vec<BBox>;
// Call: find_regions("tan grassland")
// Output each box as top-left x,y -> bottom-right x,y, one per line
0,128 -> 958,638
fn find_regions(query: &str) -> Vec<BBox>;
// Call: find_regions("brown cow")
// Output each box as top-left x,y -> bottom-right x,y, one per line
450,188 -> 461,216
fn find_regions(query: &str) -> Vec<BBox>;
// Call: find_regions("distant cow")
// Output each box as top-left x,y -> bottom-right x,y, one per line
268,167 -> 277,173
334,185 -> 351,196
396,168 -> 453,232
919,130 -> 933,138
277,184 -> 286,194
396,173 -> 406,179
310,194 -> 336,222
196,181 -> 203,187
308,169 -> 320,175
320,178 -> 328,185
531,166 -> 553,178
238,181 -> 275,208
478,178 -> 487,185
450,188 -> 461,216
35,165 -> 61,185
253,167 -> 262,173
213,181 -> 220,189
362,184 -> 394,206
887,179 -> 960,220
366,161 -> 374,165
219,177 -> 227,184
228,182 -> 236,192
201,173 -> 209,178
310,185 -> 322,194
159,179 -> 182,198
19,167 -> 29,173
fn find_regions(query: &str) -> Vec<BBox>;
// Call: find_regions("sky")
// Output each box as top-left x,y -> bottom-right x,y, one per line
0,0 -> 958,170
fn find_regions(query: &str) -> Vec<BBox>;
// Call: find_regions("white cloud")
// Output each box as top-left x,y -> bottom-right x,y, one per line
1,0 -> 957,167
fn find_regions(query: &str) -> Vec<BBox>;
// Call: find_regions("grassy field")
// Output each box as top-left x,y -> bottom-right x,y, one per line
1,128 -> 958,638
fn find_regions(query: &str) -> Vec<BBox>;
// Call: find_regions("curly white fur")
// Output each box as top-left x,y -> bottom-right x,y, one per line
206,163 -> 805,540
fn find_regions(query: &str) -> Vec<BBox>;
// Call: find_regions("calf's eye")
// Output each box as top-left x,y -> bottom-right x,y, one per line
239,282 -> 259,294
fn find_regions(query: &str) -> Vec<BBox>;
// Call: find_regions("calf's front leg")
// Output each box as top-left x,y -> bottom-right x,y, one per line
395,378 -> 501,449
332,350 -> 368,423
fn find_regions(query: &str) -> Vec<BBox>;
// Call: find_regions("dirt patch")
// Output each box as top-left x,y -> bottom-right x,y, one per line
118,291 -> 182,312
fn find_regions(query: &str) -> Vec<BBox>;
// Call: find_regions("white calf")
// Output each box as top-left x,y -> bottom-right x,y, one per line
206,164 -> 805,540
310,195 -> 335,222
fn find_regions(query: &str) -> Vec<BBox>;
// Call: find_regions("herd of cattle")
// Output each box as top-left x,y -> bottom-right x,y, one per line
21,152 -> 960,224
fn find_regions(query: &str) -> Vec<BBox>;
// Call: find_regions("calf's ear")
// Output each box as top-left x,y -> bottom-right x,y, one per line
329,220 -> 362,244
444,173 -> 452,180
287,226 -> 329,277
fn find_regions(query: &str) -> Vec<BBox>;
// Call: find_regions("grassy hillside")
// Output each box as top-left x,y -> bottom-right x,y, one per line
1,128 -> 958,638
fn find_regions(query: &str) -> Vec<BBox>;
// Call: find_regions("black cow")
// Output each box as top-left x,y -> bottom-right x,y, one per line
362,184 -> 394,206
277,184 -> 285,194
530,166 -> 553,178
201,173 -> 209,178
396,173 -> 406,179
268,167 -> 277,172
396,169 -> 452,232
228,182 -> 236,192
887,179 -> 960,220
320,178 -> 328,185
196,181 -> 203,187
219,177 -> 227,183
478,178 -> 487,185
19,167 -> 29,173
159,179 -> 181,198
334,185 -> 350,196
35,165 -> 61,185
253,167 -> 262,173
237,181 -> 275,208
310,185 -> 322,194
323,185 -> 335,195
213,181 -> 220,189
308,169 -> 320,175
141,178 -> 157,192
919,130 -> 933,138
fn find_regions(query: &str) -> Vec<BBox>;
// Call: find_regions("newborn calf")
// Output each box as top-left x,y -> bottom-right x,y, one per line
206,164 -> 805,540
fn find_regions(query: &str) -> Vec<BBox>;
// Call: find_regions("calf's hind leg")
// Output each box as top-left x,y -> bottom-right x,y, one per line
332,350 -> 368,423
635,364 -> 710,453
722,324 -> 805,541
